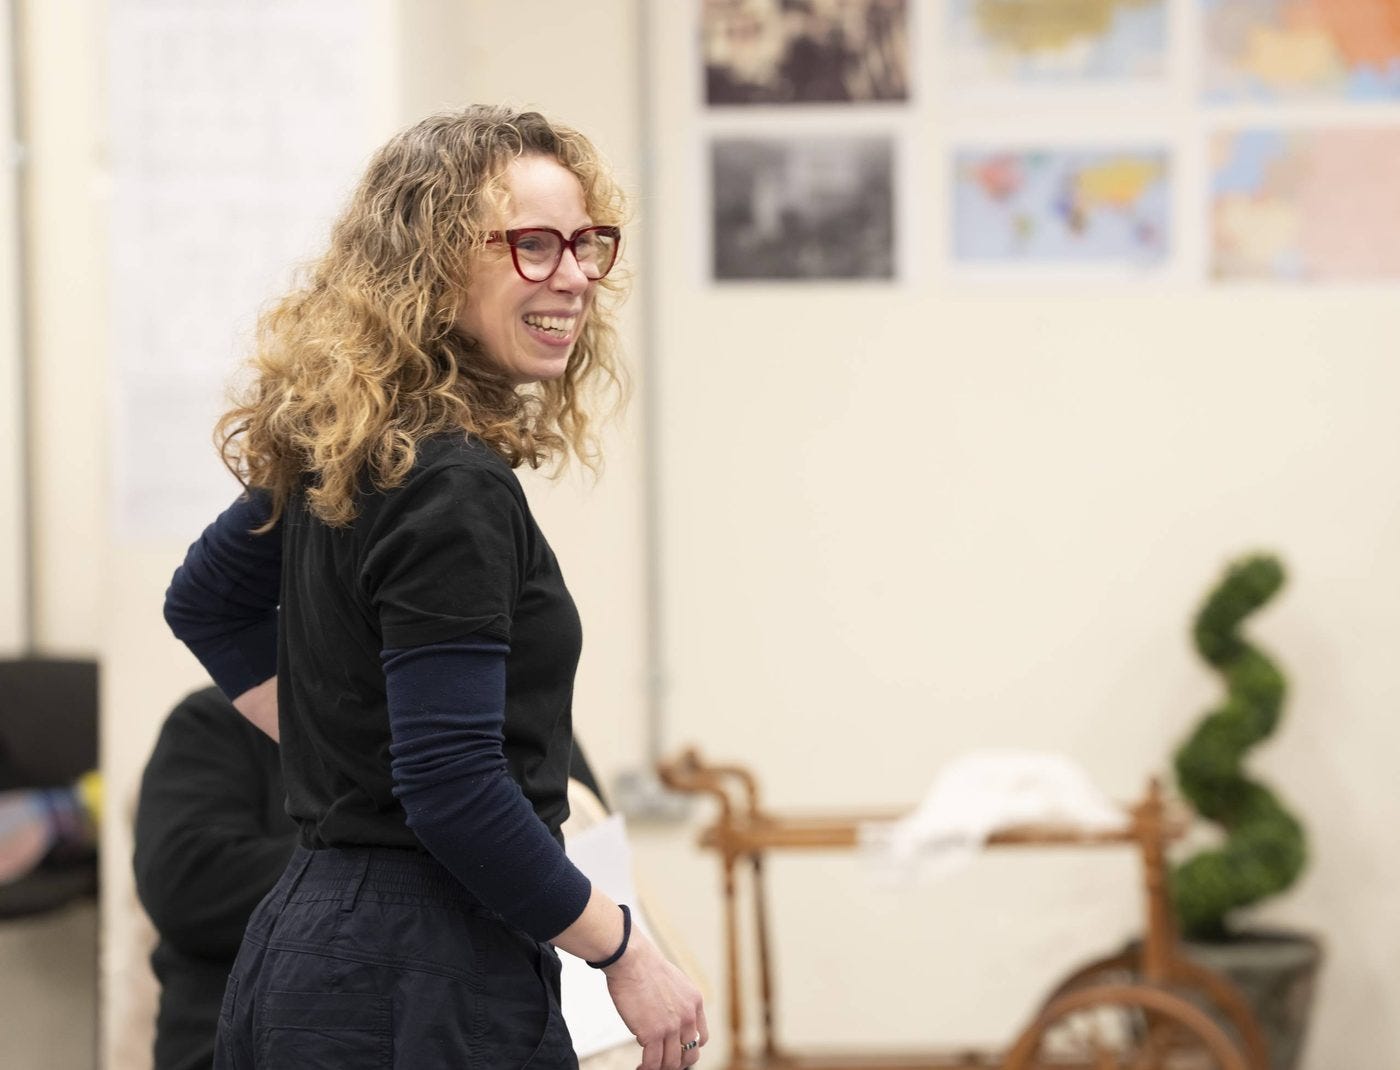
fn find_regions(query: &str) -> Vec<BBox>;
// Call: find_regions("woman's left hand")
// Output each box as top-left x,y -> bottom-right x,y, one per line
602,928 -> 707,1070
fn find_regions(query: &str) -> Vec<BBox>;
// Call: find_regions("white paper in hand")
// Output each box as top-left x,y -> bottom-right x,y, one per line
560,813 -> 650,1058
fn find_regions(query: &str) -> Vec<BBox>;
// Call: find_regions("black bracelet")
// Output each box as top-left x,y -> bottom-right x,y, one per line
586,904 -> 632,969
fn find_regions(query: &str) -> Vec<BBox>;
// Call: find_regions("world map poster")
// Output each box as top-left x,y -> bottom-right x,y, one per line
1204,0 -> 1400,100
948,0 -> 1167,81
953,149 -> 1170,266
1211,128 -> 1400,281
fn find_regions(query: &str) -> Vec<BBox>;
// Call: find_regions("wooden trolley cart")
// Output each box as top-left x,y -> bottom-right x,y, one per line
657,749 -> 1269,1070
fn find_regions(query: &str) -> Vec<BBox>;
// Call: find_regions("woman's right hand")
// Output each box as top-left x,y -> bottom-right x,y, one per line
603,928 -> 708,1070
232,675 -> 279,741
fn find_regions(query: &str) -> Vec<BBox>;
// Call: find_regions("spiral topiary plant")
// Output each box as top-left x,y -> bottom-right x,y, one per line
1171,553 -> 1307,940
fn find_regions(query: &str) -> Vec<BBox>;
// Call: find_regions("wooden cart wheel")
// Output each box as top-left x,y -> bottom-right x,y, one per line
1040,950 -> 1141,1004
1037,951 -> 1267,1070
1002,982 -> 1249,1070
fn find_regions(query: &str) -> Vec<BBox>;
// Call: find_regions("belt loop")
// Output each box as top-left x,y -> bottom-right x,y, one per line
340,848 -> 372,912
268,846 -> 314,913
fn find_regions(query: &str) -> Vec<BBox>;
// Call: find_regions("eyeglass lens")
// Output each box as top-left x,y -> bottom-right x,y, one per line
512,228 -> 618,281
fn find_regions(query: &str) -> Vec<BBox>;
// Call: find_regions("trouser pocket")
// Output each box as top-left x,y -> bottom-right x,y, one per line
213,975 -> 241,1070
257,990 -> 393,1070
521,944 -> 576,1069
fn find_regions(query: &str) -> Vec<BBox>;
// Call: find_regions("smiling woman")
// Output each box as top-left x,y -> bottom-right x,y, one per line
456,156 -> 621,387
217,107 -> 630,531
161,105 -> 706,1070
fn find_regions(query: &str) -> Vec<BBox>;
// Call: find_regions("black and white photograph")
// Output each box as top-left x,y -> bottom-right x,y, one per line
711,135 -> 896,280
703,0 -> 910,105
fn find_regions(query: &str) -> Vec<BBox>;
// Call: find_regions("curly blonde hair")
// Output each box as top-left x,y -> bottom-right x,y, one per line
217,105 -> 629,528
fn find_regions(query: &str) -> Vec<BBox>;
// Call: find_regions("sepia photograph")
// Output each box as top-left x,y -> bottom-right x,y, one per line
703,0 -> 910,105
711,135 -> 896,280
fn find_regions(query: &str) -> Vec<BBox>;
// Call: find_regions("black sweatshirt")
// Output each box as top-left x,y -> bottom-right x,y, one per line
133,687 -> 296,1070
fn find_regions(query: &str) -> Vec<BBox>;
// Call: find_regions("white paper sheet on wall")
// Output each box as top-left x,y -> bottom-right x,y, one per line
108,0 -> 377,539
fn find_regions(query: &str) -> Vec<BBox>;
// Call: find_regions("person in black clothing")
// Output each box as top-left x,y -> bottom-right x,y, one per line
164,105 -> 704,1070
133,687 -> 296,1070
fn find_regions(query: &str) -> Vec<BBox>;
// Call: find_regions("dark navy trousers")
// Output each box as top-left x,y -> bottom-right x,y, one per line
214,845 -> 578,1069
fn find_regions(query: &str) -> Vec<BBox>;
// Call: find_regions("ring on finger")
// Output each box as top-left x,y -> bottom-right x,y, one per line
682,1035 -> 700,1052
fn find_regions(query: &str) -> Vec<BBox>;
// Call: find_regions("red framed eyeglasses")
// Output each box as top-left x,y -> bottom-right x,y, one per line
485,225 -> 622,282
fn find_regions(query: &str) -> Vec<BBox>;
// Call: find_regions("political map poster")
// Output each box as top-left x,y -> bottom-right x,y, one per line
947,0 -> 1168,82
1210,128 -> 1400,281
952,148 -> 1170,269
1203,0 -> 1400,101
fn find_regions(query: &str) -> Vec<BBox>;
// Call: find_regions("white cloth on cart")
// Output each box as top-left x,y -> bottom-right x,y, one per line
861,750 -> 1129,882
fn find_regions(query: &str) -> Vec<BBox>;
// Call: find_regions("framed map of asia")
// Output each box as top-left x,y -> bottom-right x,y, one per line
1204,0 -> 1400,101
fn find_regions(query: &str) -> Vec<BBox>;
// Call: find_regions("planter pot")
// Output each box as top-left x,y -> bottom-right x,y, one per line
1183,929 -> 1323,1070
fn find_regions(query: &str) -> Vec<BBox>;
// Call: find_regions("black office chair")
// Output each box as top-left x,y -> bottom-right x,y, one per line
0,657 -> 100,917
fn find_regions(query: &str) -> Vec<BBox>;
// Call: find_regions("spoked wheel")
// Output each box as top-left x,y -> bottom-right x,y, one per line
1002,982 -> 1250,1070
1037,951 -> 1268,1070
1041,950 -> 1140,1003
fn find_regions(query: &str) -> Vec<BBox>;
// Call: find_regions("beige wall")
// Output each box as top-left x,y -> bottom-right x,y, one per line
643,10 -> 1400,1067
0,0 -> 25,654
426,0 -> 654,791
20,0 -> 104,656
11,2 -> 1395,1068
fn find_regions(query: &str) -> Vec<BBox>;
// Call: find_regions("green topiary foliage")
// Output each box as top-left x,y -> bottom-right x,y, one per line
1171,553 -> 1307,940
